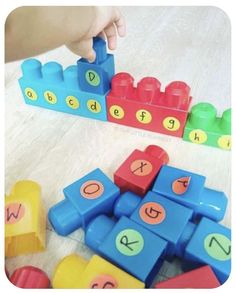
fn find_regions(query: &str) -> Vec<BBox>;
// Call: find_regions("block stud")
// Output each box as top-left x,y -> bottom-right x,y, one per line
189,102 -> 217,129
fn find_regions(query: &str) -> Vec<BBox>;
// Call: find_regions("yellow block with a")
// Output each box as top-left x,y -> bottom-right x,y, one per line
52,254 -> 145,289
5,180 -> 46,257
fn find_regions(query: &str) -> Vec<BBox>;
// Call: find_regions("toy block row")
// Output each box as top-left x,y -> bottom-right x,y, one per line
18,37 -> 114,121
183,103 -> 231,150
7,266 -> 50,288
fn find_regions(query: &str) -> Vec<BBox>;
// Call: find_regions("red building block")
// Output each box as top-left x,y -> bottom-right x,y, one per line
10,266 -> 50,288
107,73 -> 192,137
114,145 -> 169,196
155,265 -> 220,288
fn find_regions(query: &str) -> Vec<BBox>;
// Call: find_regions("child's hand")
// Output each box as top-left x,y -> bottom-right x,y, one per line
5,7 -> 126,62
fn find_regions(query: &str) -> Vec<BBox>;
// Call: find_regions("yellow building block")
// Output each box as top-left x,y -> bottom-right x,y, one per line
52,254 -> 145,289
5,180 -> 46,257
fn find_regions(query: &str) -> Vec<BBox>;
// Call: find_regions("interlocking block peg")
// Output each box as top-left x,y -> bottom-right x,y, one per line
18,38 -> 114,121
5,181 -> 46,257
183,103 -> 231,150
152,165 -> 227,222
107,73 -> 192,136
85,215 -> 167,286
114,145 -> 169,196
154,265 -> 220,288
10,266 -> 50,288
52,254 -> 144,288
48,168 -> 120,236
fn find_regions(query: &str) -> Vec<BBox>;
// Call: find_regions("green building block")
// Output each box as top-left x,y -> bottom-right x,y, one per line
183,103 -> 231,150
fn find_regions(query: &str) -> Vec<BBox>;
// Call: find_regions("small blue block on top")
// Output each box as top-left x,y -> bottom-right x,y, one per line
77,37 -> 115,94
152,165 -> 227,222
85,215 -> 167,286
183,217 -> 231,284
48,168 -> 120,236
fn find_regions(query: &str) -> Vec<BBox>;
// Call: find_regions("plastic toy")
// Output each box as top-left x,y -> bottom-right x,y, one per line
85,215 -> 167,285
114,191 -> 193,257
106,73 -> 192,137
48,168 -> 120,236
9,266 -> 50,288
52,254 -> 144,288
152,165 -> 227,222
154,265 -> 220,288
18,37 -> 114,121
5,181 -> 46,257
179,217 -> 231,284
183,103 -> 231,150
114,145 -> 169,196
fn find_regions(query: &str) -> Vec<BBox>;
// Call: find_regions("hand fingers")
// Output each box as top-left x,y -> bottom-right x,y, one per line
104,23 -> 117,50
66,38 -> 96,62
113,9 -> 126,37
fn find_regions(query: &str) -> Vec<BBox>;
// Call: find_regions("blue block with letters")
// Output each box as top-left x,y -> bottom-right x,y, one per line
48,168 -> 120,236
183,217 -> 231,284
85,215 -> 167,286
18,38 -> 113,121
152,165 -> 227,222
114,191 -> 193,257
77,37 -> 115,94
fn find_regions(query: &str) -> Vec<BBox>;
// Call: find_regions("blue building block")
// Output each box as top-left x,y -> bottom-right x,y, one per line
152,165 -> 227,222
182,217 -> 231,284
114,191 -> 193,258
77,37 -> 115,94
85,215 -> 167,286
48,168 -> 120,236
18,38 -> 114,121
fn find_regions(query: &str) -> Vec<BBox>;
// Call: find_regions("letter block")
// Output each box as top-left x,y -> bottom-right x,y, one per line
114,145 -> 169,196
18,38 -> 114,121
10,266 -> 50,288
77,37 -> 115,94
106,73 -> 192,137
152,165 -> 227,222
5,181 -> 46,257
85,215 -> 167,285
154,265 -> 220,288
182,217 -> 231,284
114,191 -> 193,258
52,254 -> 144,288
183,103 -> 231,150
48,168 -> 120,236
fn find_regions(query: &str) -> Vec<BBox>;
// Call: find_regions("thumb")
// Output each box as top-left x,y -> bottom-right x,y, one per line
66,38 -> 96,62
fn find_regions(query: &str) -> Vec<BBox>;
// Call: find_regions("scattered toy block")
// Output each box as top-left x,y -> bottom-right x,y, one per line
5,181 -> 46,257
77,37 -> 115,94
180,217 -> 231,284
18,38 -> 114,121
114,191 -> 193,258
10,266 -> 50,288
48,168 -> 120,236
106,73 -> 192,136
114,145 -> 169,196
183,103 -> 231,150
154,265 -> 220,288
85,215 -> 167,285
52,254 -> 144,288
152,165 -> 227,222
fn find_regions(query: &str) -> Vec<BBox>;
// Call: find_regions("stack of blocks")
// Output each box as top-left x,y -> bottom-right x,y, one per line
18,37 -> 231,150
46,145 -> 230,288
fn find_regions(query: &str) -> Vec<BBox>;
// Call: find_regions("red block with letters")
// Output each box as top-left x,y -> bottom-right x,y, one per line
114,145 -> 169,196
155,265 -> 220,288
106,73 -> 192,137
